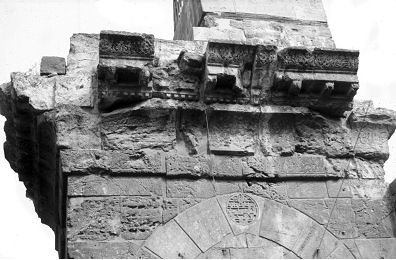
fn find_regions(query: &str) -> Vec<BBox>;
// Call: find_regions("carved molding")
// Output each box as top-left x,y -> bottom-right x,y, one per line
97,32 -> 360,116
99,31 -> 155,59
277,47 -> 359,73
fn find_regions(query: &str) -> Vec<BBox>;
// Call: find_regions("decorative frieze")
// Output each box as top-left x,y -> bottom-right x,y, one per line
97,31 -> 360,116
99,30 -> 154,59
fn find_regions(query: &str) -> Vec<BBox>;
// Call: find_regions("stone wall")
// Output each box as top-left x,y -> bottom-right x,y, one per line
174,0 -> 335,48
1,31 -> 395,258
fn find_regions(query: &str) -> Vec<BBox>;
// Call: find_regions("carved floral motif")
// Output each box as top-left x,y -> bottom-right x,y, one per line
277,48 -> 359,72
100,31 -> 154,58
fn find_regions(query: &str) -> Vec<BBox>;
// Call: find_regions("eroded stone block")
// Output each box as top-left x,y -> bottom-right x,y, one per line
61,149 -> 166,175
287,181 -> 328,199
175,198 -> 232,252
166,179 -> 216,199
68,176 -> 163,196
40,56 -> 66,76
144,220 -> 201,259
54,105 -> 101,149
352,199 -> 394,238
208,111 -> 258,156
354,238 -> 396,259
55,72 -> 94,107
101,109 -> 175,151
67,241 -> 141,259
166,154 -> 210,177
325,199 -> 358,239
288,199 -> 330,224
67,197 -> 122,241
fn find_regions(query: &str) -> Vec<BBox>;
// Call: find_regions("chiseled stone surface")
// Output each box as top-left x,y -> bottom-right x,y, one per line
1,0 -> 396,259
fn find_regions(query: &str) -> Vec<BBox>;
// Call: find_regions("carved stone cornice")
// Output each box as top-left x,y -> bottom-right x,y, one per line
277,47 -> 359,73
99,30 -> 154,59
97,32 -> 360,116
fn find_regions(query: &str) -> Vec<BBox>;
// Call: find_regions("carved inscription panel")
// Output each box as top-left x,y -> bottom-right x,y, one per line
226,194 -> 258,226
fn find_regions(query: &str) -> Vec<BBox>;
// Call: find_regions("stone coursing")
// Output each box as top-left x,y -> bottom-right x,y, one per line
1,0 -> 396,258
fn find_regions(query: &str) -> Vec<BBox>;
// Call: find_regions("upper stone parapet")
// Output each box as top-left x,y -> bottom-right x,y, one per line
174,0 -> 335,48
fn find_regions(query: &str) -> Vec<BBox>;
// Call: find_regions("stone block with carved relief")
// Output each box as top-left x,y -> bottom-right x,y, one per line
0,0 -> 396,259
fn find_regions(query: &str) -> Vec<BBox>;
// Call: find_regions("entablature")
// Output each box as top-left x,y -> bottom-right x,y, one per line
98,31 -> 359,116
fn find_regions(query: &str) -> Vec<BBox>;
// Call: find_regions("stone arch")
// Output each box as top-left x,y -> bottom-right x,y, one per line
143,193 -> 354,259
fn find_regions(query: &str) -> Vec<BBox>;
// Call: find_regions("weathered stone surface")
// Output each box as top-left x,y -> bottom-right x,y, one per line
2,1 -> 396,258
352,199 -> 394,238
241,181 -> 288,201
348,179 -> 388,199
68,176 -> 163,196
177,50 -> 204,76
67,241 -> 143,259
178,110 -> 207,155
175,198 -> 232,252
350,100 -> 396,130
144,220 -> 201,259
348,101 -> 396,161
40,56 -> 66,76
166,179 -> 216,198
326,180 -> 353,198
53,105 -> 101,149
214,233 -> 247,248
354,238 -> 396,259
101,108 -> 176,151
208,111 -> 258,156
67,33 -> 99,74
61,149 -> 165,175
288,199 -> 330,224
214,180 -> 242,195
162,198 -> 201,223
295,114 -> 353,157
351,124 -> 390,161
197,248 -> 231,259
120,197 -> 162,240
325,199 -> 358,239
287,181 -> 328,199
154,39 -> 207,68
193,26 -> 246,42
245,155 -> 334,178
67,197 -> 122,241
166,154 -> 210,176
11,72 -> 55,111
258,198 -> 352,258
229,247 -> 286,259
211,156 -> 244,177
267,114 -> 296,156
55,72 -> 94,107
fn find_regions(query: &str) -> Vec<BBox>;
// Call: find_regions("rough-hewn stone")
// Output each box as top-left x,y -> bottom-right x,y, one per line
68,175 -> 163,196
40,56 -> 66,76
1,1 -> 396,258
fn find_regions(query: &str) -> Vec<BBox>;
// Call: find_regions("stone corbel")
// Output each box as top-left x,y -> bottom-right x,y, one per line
98,31 -> 155,110
272,47 -> 360,116
203,41 -> 255,103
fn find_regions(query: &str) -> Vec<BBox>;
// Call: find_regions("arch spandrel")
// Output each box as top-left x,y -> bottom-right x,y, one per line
143,193 -> 355,259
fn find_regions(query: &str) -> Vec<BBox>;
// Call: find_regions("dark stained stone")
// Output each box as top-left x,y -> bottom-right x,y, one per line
40,56 -> 66,75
